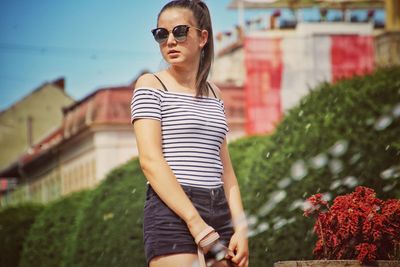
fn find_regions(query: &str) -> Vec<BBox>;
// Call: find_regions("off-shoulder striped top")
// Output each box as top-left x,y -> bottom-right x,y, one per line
130,86 -> 229,189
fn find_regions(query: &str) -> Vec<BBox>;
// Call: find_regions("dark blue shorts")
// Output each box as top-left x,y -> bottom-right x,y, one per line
143,184 -> 234,266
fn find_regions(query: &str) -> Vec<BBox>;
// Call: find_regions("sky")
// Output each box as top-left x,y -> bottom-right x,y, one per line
0,1 -> 384,111
0,0 -> 242,111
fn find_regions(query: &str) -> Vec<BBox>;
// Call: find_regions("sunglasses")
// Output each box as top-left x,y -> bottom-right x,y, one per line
151,24 -> 202,44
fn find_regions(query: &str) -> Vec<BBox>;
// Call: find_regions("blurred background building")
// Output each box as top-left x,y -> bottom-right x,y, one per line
1,0 -> 399,208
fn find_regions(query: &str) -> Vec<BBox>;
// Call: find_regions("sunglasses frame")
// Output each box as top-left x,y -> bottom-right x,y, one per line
151,24 -> 203,44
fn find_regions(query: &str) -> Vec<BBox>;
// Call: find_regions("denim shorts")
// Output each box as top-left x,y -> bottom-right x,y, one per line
143,184 -> 234,266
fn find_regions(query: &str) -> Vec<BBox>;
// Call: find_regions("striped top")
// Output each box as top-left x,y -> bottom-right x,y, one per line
130,87 -> 229,189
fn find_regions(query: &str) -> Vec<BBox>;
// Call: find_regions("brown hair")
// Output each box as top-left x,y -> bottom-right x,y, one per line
158,0 -> 214,97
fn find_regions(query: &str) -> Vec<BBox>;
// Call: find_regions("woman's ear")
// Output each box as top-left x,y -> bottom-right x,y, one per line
199,30 -> 209,48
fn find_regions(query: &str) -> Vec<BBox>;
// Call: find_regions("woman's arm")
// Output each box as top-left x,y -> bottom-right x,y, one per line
220,138 -> 247,232
133,74 -> 208,238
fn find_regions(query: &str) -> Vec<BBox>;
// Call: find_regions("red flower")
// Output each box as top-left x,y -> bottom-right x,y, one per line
304,186 -> 400,264
303,193 -> 329,217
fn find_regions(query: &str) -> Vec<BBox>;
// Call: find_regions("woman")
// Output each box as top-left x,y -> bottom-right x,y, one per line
130,1 -> 249,266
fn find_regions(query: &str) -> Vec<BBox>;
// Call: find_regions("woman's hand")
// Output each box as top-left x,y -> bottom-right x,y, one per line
227,228 -> 249,267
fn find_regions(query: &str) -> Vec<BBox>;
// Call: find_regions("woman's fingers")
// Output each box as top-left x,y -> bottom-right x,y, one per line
231,245 -> 248,267
238,255 -> 248,267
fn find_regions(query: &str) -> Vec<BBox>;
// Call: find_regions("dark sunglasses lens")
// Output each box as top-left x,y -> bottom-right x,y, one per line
153,28 -> 168,43
173,25 -> 188,41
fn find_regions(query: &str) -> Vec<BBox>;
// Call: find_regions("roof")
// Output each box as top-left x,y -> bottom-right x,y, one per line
63,86 -> 132,137
0,85 -> 134,178
0,77 -> 74,115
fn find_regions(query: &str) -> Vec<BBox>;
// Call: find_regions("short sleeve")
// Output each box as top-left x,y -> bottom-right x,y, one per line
130,88 -> 162,124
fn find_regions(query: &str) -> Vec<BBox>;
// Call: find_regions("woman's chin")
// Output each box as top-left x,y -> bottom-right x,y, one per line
166,58 -> 186,67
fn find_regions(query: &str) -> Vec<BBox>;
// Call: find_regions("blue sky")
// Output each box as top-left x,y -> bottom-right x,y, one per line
0,1 -> 384,111
0,0 -> 241,111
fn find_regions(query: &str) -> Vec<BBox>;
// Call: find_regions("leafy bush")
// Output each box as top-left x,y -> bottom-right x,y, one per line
0,203 -> 44,267
19,190 -> 91,267
228,135 -> 272,208
244,67 -> 400,266
65,158 -> 147,267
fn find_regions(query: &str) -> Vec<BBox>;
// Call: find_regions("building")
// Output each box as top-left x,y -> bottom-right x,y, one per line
0,78 -> 74,170
212,0 -> 393,135
0,85 -> 135,207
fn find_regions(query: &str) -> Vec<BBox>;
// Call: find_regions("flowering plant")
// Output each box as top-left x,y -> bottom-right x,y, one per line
304,186 -> 400,264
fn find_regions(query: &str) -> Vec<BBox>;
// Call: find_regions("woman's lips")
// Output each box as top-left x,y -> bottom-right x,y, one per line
168,50 -> 179,56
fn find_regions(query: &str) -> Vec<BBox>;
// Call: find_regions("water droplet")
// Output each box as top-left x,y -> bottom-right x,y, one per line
385,145 -> 391,151
247,215 -> 258,226
302,200 -> 313,211
374,115 -> 393,131
131,188 -> 136,194
277,177 -> 291,189
298,110 -> 304,117
258,202 -> 275,217
302,192 -> 308,198
266,152 -> 270,158
383,183 -> 397,192
172,243 -> 177,250
322,192 -> 332,202
329,159 -> 344,174
271,190 -> 287,203
380,166 -> 400,180
289,199 -> 305,211
349,153 -> 362,164
291,160 -> 308,180
265,247 -> 269,252
329,140 -> 349,157
273,218 -> 288,230
343,176 -> 358,188
330,180 -> 342,190
392,103 -> 400,118
257,222 -> 269,233
248,229 -> 257,237
305,123 -> 311,131
258,190 -> 287,216
309,153 -> 328,169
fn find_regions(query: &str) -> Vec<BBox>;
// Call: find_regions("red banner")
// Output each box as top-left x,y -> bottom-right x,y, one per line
331,35 -> 375,82
244,37 -> 283,135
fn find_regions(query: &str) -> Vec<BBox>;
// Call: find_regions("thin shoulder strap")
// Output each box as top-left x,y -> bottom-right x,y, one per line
152,74 -> 168,91
207,82 -> 218,99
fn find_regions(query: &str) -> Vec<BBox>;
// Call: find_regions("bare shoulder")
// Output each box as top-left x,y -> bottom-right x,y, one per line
134,73 -> 163,91
207,81 -> 223,99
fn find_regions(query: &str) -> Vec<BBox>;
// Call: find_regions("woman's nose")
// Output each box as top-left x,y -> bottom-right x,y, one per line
166,32 -> 176,46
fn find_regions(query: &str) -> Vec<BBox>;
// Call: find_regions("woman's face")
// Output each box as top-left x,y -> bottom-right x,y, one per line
156,8 -> 208,67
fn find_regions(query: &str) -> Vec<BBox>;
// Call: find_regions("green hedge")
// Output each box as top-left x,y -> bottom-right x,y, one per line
0,203 -> 44,267
19,190 -> 91,267
65,159 -> 147,267
245,67 -> 400,266
228,135 -> 272,208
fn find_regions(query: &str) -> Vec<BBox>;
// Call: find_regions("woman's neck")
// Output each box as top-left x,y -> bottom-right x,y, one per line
167,63 -> 199,91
